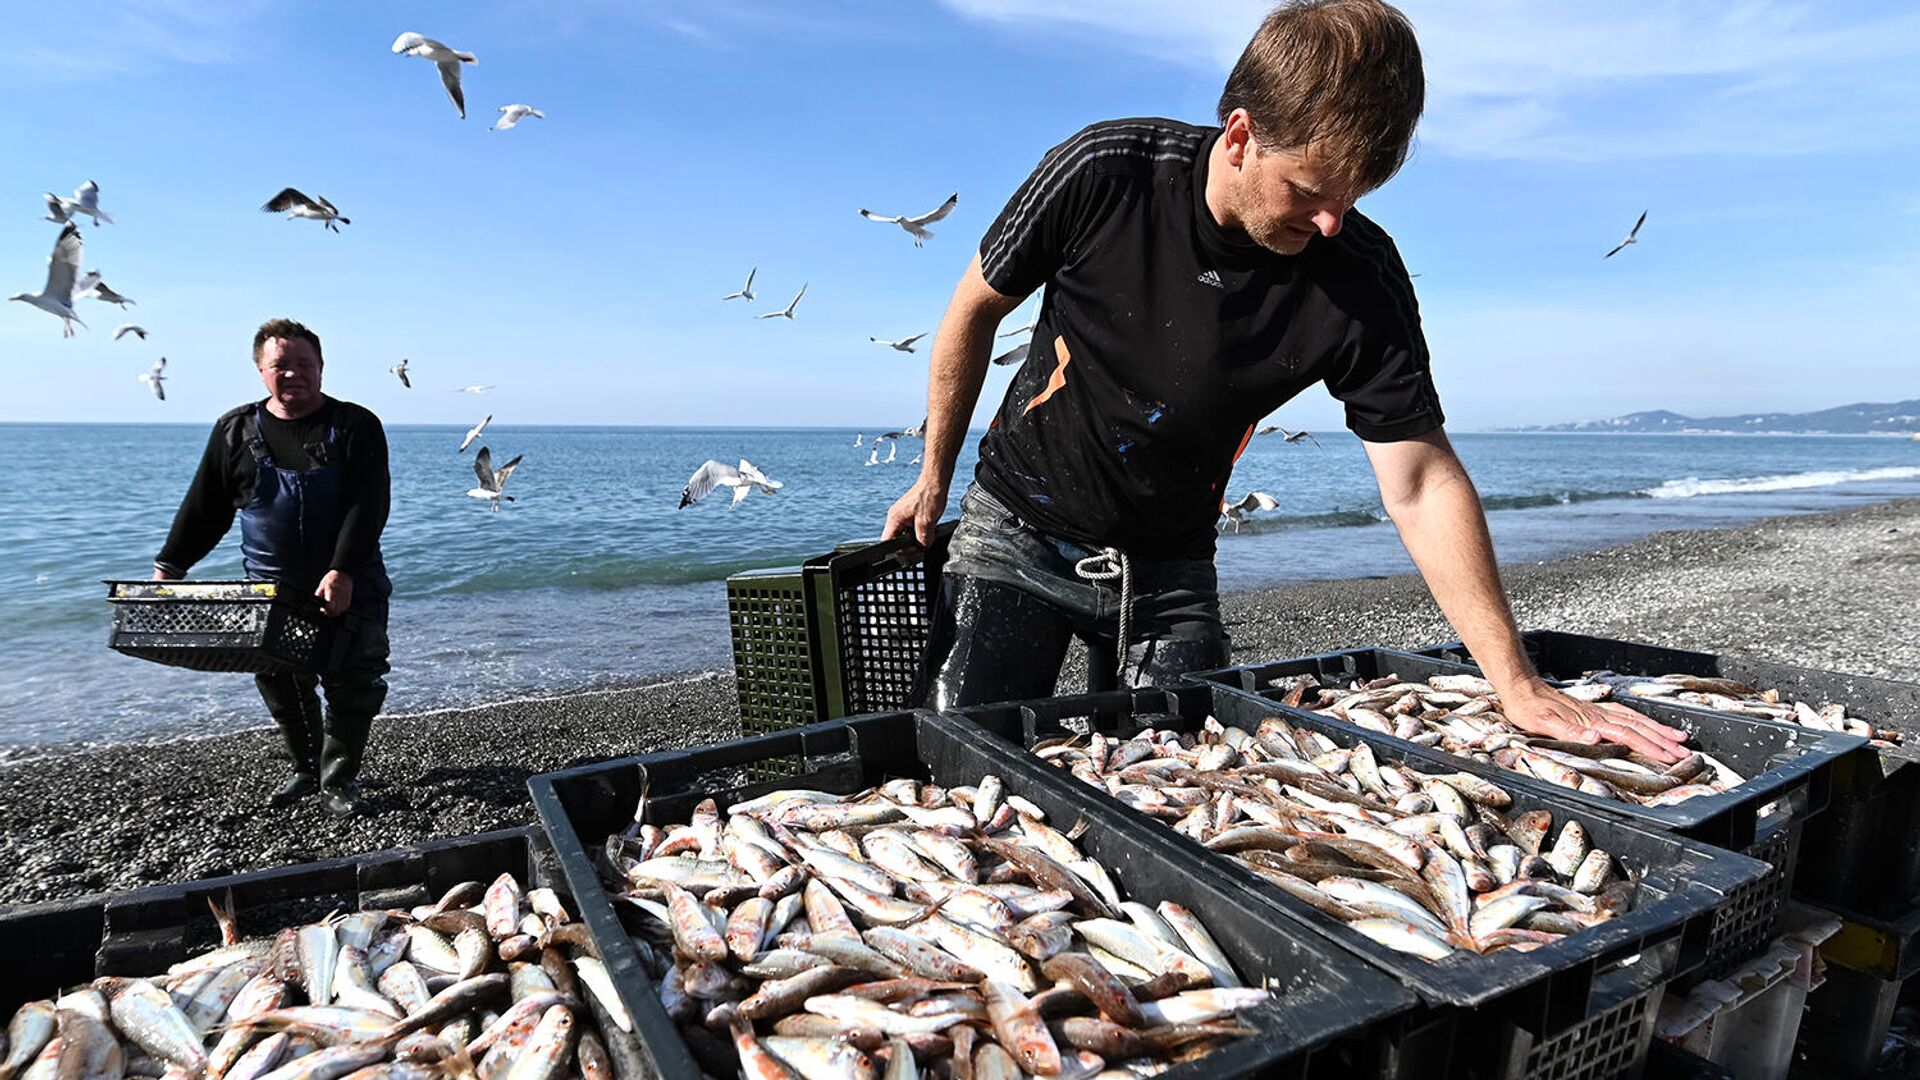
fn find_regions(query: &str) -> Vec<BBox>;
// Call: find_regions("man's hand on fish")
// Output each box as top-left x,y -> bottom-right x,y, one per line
1501,678 -> 1690,763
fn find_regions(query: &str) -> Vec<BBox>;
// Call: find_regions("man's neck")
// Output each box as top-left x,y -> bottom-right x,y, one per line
265,396 -> 323,421
1205,135 -> 1239,232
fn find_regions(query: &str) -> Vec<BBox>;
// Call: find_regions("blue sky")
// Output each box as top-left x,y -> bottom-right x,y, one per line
2,0 -> 1916,430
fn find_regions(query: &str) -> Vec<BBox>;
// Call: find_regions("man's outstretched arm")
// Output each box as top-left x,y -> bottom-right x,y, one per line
882,252 -> 1024,545
1364,428 -> 1690,763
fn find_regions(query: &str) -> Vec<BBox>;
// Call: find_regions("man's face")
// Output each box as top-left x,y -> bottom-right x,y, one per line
1233,141 -> 1357,256
257,337 -> 323,412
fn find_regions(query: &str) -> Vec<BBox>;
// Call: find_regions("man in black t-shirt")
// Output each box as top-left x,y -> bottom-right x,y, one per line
886,0 -> 1688,762
153,318 -> 393,815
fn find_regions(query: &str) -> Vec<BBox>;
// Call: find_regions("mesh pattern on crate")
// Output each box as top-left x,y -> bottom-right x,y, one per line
115,601 -> 272,636
833,563 -> 931,715
1524,981 -> 1658,1080
1702,826 -> 1793,973
727,578 -> 818,737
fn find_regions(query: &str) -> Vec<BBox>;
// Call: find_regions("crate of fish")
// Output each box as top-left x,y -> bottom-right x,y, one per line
527,710 -> 1443,1080
104,579 -> 357,674
1414,630 -> 1920,910
946,686 -> 1775,1080
1186,647 -> 1865,974
0,827 -> 654,1080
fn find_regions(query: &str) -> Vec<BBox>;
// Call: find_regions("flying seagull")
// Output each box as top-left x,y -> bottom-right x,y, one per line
859,193 -> 958,247
722,267 -> 757,302
492,104 -> 544,131
391,359 -> 411,388
393,32 -> 477,118
870,333 -> 928,353
263,188 -> 349,232
880,417 -> 927,440
998,320 -> 1035,338
66,181 -> 113,226
757,284 -> 807,320
1604,211 -> 1647,259
1257,424 -> 1320,446
468,446 -> 523,511
866,447 -> 880,467
457,385 -> 494,394
853,433 -> 863,447
459,414 -> 492,452
680,459 -> 783,508
1222,491 -> 1279,532
114,324 -> 147,341
9,223 -> 86,337
991,341 -> 1029,367
77,272 -> 134,308
908,451 -> 921,465
42,193 -> 76,225
884,440 -> 897,463
138,357 -> 167,401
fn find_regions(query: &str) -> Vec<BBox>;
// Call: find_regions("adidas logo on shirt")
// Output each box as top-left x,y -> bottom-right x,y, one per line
1196,269 -> 1225,289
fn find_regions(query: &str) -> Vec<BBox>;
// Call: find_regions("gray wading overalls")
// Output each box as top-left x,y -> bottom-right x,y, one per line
241,404 -> 391,806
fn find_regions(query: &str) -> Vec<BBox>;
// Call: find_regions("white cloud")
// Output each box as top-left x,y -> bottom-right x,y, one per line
0,0 -> 276,82
937,0 -> 1920,162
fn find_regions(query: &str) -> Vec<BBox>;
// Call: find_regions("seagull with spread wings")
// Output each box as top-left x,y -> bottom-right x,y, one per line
680,460 -> 783,509
879,417 -> 927,440
870,333 -> 928,353
467,446 -> 523,511
138,357 -> 168,401
722,267 -> 757,302
998,320 -> 1034,338
492,104 -> 544,131
459,414 -> 492,453
1604,211 -> 1647,259
9,223 -> 87,337
66,181 -> 113,226
991,341 -> 1029,367
457,385 -> 494,394
1222,491 -> 1279,532
114,324 -> 147,341
263,188 -> 350,232
390,359 -> 412,388
1257,424 -> 1320,446
77,272 -> 134,308
392,32 -> 477,118
859,193 -> 958,247
757,284 -> 807,320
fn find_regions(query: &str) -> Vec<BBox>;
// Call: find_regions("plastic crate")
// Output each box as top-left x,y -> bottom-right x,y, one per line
1794,960 -> 1910,1079
0,825 -> 648,1080
944,686 -> 1774,1080
723,525 -> 954,741
1416,631 -> 1920,911
105,579 -> 356,674
1656,906 -> 1841,1080
527,710 -> 1438,1080
1187,647 -> 1863,977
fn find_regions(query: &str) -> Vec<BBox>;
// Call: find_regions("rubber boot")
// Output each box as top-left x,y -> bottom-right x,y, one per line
318,677 -> 384,817
256,672 -> 322,806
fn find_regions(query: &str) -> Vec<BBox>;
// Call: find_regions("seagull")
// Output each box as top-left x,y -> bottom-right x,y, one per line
757,284 -> 807,320
77,273 -> 134,308
66,181 -> 113,226
853,433 -> 863,447
866,447 -> 880,466
1604,211 -> 1647,259
859,193 -> 958,247
680,459 -> 784,508
43,193 -> 76,225
138,357 -> 167,401
884,441 -> 897,463
114,324 -> 147,341
1221,491 -> 1279,532
392,32 -> 478,118
492,104 -> 544,131
908,451 -> 921,465
879,417 -> 927,440
870,333 -> 928,353
459,414 -> 492,452
1257,424 -> 1320,446
9,223 -> 86,337
263,188 -> 349,232
467,446 -> 523,511
722,267 -> 757,302
998,320 -> 1034,338
991,341 -> 1029,367
457,385 -> 494,394
391,359 -> 411,388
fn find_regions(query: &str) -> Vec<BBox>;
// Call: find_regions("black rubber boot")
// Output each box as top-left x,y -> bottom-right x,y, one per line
256,672 -> 323,806
318,677 -> 383,817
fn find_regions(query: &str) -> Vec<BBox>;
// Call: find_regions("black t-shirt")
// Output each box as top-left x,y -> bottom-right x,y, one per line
973,117 -> 1443,560
155,397 -> 391,576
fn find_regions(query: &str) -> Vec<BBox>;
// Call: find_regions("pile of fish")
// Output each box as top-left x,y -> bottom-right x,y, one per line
0,873 -> 631,1080
1033,717 -> 1636,962
1273,672 -> 1745,806
604,775 -> 1272,1080
1562,671 -> 1900,746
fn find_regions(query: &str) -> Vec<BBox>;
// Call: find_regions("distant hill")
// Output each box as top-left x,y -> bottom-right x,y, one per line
1509,400 -> 1920,435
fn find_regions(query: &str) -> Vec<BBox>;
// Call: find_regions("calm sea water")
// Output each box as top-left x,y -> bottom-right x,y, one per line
2,423 -> 1916,753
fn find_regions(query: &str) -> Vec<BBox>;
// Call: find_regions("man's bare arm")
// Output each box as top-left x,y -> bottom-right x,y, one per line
1365,429 -> 1689,762
882,253 -> 1025,545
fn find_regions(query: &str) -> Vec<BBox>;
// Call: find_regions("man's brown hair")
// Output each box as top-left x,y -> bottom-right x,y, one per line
1217,0 -> 1425,197
253,318 -> 324,365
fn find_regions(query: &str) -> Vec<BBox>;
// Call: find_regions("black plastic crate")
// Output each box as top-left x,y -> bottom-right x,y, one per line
1793,959 -> 1911,1080
946,686 -> 1774,1080
725,566 -> 820,739
0,825 -> 646,1080
1642,1040 -> 1736,1080
528,710 -> 1438,1080
1416,630 -> 1920,911
105,579 -> 357,674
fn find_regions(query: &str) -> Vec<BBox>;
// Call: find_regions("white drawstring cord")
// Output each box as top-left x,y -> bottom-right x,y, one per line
1074,546 -> 1133,681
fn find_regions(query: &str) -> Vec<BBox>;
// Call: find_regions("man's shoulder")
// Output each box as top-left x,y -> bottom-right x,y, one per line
327,398 -> 385,429
1313,208 -> 1419,319
211,402 -> 259,437
1043,118 -> 1211,184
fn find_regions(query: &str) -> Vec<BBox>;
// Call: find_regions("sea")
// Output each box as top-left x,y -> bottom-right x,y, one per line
3,423 -> 1917,755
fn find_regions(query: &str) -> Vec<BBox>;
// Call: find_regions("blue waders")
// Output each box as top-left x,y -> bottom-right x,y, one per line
241,405 -> 391,809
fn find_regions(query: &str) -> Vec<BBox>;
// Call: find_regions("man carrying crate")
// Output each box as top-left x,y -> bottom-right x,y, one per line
152,319 -> 392,815
884,0 -> 1689,762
